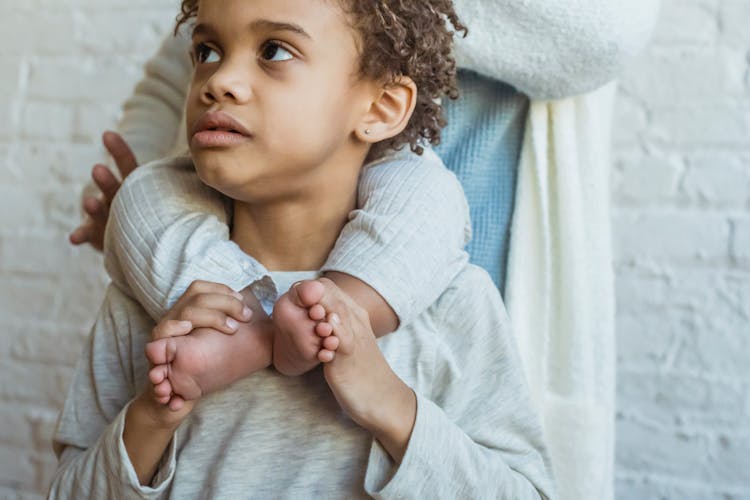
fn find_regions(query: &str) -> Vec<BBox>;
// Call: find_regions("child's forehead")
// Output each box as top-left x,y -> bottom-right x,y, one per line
194,0 -> 351,39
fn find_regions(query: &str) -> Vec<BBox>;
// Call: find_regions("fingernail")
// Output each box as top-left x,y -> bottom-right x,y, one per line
226,317 -> 239,331
329,313 -> 341,325
178,321 -> 192,331
233,291 -> 244,300
242,306 -> 252,319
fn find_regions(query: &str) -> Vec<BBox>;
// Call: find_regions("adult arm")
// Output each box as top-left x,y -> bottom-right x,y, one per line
452,0 -> 661,99
71,26 -> 191,250
117,25 -> 192,164
49,285 -> 180,499
364,266 -> 556,499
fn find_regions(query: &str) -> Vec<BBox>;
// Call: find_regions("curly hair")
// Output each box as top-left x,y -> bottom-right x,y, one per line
176,0 -> 467,160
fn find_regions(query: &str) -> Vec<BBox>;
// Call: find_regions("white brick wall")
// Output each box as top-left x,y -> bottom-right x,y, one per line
0,1 -> 747,498
613,0 -> 750,498
0,2 -> 178,498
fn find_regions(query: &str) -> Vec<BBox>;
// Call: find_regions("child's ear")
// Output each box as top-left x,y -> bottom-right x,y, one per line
355,76 -> 417,144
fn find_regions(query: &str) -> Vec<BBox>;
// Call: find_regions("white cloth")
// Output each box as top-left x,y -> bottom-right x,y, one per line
96,3 -> 661,499
506,83 -> 619,500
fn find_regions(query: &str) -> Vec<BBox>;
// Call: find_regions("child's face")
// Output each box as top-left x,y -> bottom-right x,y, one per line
185,0 -> 375,202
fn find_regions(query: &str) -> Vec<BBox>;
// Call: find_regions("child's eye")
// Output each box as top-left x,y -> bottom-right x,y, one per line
260,42 -> 294,62
194,42 -> 221,64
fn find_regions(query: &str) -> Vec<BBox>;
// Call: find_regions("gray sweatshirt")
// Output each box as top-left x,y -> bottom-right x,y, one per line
50,266 -> 555,499
52,154 -> 555,498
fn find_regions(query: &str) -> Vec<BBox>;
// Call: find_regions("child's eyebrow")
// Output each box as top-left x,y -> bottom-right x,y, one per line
191,20 -> 313,41
248,19 -> 313,41
192,23 -> 217,39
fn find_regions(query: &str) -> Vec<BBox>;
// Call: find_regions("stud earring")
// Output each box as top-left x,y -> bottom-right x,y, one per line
364,129 -> 372,135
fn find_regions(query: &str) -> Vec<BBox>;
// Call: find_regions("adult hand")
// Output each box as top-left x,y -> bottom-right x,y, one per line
68,131 -> 139,251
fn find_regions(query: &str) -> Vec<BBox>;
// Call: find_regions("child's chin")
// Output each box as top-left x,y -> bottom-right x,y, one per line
193,156 -> 243,192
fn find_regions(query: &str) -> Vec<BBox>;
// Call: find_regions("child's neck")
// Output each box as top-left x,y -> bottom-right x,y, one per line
231,178 -> 358,272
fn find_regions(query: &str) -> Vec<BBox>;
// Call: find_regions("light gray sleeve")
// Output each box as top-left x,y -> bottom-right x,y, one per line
117,26 -> 192,165
104,157 -> 272,322
453,0 -> 661,99
109,151 -> 470,328
78,27 -> 191,207
364,266 -> 556,499
321,149 -> 471,326
48,285 -> 177,499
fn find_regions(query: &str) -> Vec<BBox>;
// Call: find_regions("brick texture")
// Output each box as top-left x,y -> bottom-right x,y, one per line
613,1 -> 750,498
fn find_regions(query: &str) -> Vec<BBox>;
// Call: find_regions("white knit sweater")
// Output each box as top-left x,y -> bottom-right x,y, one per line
102,3 -> 660,499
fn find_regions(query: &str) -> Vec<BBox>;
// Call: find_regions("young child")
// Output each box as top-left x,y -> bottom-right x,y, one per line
51,0 -> 555,497
107,143 -> 471,409
97,6 -> 474,410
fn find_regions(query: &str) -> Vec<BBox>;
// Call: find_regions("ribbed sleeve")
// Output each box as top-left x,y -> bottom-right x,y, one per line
105,151 -> 470,326
322,148 -> 471,325
117,24 -> 192,165
104,156 -> 275,321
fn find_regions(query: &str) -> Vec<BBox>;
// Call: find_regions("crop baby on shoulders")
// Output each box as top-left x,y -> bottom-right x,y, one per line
106,0 -> 472,411
134,0 -> 470,477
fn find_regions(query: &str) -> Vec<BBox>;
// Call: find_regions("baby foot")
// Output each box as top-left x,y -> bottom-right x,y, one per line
271,281 -> 330,376
145,318 -> 274,408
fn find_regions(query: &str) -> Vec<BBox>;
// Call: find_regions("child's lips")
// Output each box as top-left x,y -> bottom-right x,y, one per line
191,110 -> 253,148
191,129 -> 252,148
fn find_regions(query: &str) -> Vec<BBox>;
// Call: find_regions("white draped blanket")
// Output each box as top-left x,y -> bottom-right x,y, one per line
507,83 -> 619,500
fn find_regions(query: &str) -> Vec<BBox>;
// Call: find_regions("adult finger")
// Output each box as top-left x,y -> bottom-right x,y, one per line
69,222 -> 92,245
91,164 -> 121,202
102,131 -> 139,179
83,196 -> 108,221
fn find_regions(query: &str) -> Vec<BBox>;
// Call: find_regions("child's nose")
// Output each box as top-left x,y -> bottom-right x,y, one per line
202,61 -> 253,105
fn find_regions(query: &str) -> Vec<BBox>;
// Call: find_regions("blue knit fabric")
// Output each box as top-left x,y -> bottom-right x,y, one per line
434,70 -> 529,294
